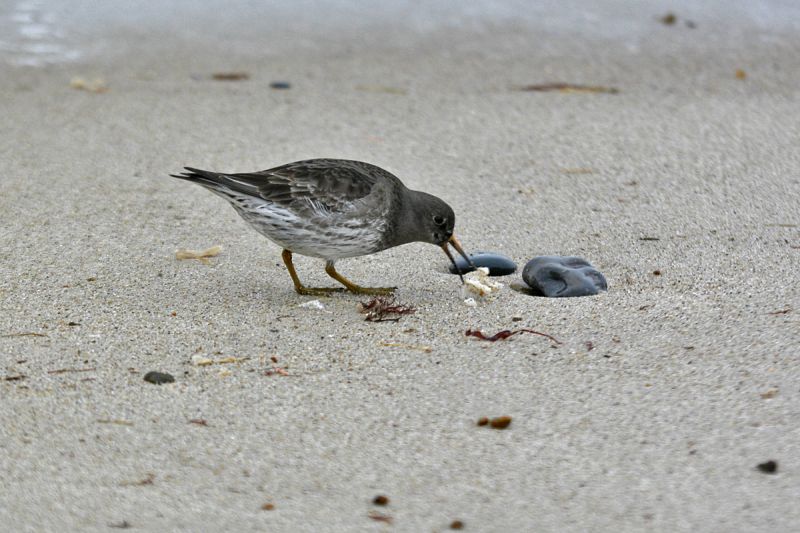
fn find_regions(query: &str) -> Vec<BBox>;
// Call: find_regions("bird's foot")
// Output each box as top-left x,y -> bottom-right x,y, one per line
295,286 -> 347,296
345,286 -> 397,296
322,261 -> 396,295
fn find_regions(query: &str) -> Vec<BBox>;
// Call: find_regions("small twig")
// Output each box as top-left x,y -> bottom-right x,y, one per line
193,355 -> 250,366
211,72 -> 249,81
47,367 -> 96,374
768,308 -> 792,315
120,473 -> 154,487
465,328 -> 561,344
264,366 -> 289,377
515,82 -> 619,94
97,419 -> 134,426
379,342 -> 432,353
367,512 -> 393,524
1,332 -> 48,338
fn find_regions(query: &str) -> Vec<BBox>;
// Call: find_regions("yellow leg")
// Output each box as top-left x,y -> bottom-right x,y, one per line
281,249 -> 344,296
324,261 -> 396,295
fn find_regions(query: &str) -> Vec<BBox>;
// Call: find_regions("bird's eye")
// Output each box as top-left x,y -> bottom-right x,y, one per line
432,215 -> 445,226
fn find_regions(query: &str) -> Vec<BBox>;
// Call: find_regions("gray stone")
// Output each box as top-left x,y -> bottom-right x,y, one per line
449,252 -> 517,276
521,256 -> 607,297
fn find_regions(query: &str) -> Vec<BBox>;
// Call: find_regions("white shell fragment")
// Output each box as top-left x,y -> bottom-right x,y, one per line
175,245 -> 222,264
69,76 -> 108,93
298,299 -> 326,310
463,267 -> 503,298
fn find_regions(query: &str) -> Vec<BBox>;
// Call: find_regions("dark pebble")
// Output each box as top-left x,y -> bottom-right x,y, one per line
449,252 -> 517,276
269,81 -> 291,89
757,460 -> 778,474
143,371 -> 175,385
521,256 -> 607,297
373,495 -> 389,506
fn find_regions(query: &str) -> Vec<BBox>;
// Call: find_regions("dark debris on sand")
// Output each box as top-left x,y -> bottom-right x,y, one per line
359,297 -> 415,322
757,460 -> 778,474
143,371 -> 175,385
465,328 -> 561,344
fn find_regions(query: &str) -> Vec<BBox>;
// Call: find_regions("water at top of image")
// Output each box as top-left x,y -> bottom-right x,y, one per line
0,0 -> 796,67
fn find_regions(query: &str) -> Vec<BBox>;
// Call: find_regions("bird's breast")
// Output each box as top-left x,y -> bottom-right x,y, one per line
238,203 -> 387,259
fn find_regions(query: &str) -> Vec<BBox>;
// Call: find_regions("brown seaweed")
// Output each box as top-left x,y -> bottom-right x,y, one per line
465,328 -> 561,344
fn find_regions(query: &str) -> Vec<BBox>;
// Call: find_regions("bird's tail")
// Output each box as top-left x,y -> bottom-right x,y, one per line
170,167 -> 262,198
171,166 -> 267,213
170,167 -> 229,188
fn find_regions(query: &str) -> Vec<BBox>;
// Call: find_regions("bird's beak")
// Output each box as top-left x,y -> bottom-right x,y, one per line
440,234 -> 474,283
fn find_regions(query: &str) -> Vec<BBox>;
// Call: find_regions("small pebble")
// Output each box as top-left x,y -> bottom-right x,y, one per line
269,81 -> 291,89
521,256 -> 607,297
261,503 -> 275,511
449,252 -> 517,276
143,371 -> 175,385
757,460 -> 778,474
450,520 -> 465,530
660,13 -> 677,25
373,495 -> 389,506
476,417 -> 489,426
489,416 -> 512,429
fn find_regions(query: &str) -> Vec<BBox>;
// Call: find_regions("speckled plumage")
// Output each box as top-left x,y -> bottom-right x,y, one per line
170,158 -> 470,294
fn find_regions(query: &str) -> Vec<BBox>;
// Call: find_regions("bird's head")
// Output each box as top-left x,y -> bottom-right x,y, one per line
410,192 -> 473,281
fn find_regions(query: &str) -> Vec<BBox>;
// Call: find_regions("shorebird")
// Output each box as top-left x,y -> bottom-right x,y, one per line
171,159 -> 471,295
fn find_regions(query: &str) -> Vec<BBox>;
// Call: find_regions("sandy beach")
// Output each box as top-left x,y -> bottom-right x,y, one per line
1,1 -> 799,531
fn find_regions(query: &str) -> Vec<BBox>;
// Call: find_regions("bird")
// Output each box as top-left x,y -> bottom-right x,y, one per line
170,158 -> 472,295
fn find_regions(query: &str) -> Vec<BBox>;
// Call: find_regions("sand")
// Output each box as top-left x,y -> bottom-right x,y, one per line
1,1 -> 799,531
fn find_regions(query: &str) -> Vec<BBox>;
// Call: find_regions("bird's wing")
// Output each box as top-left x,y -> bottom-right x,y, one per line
225,159 -> 391,217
